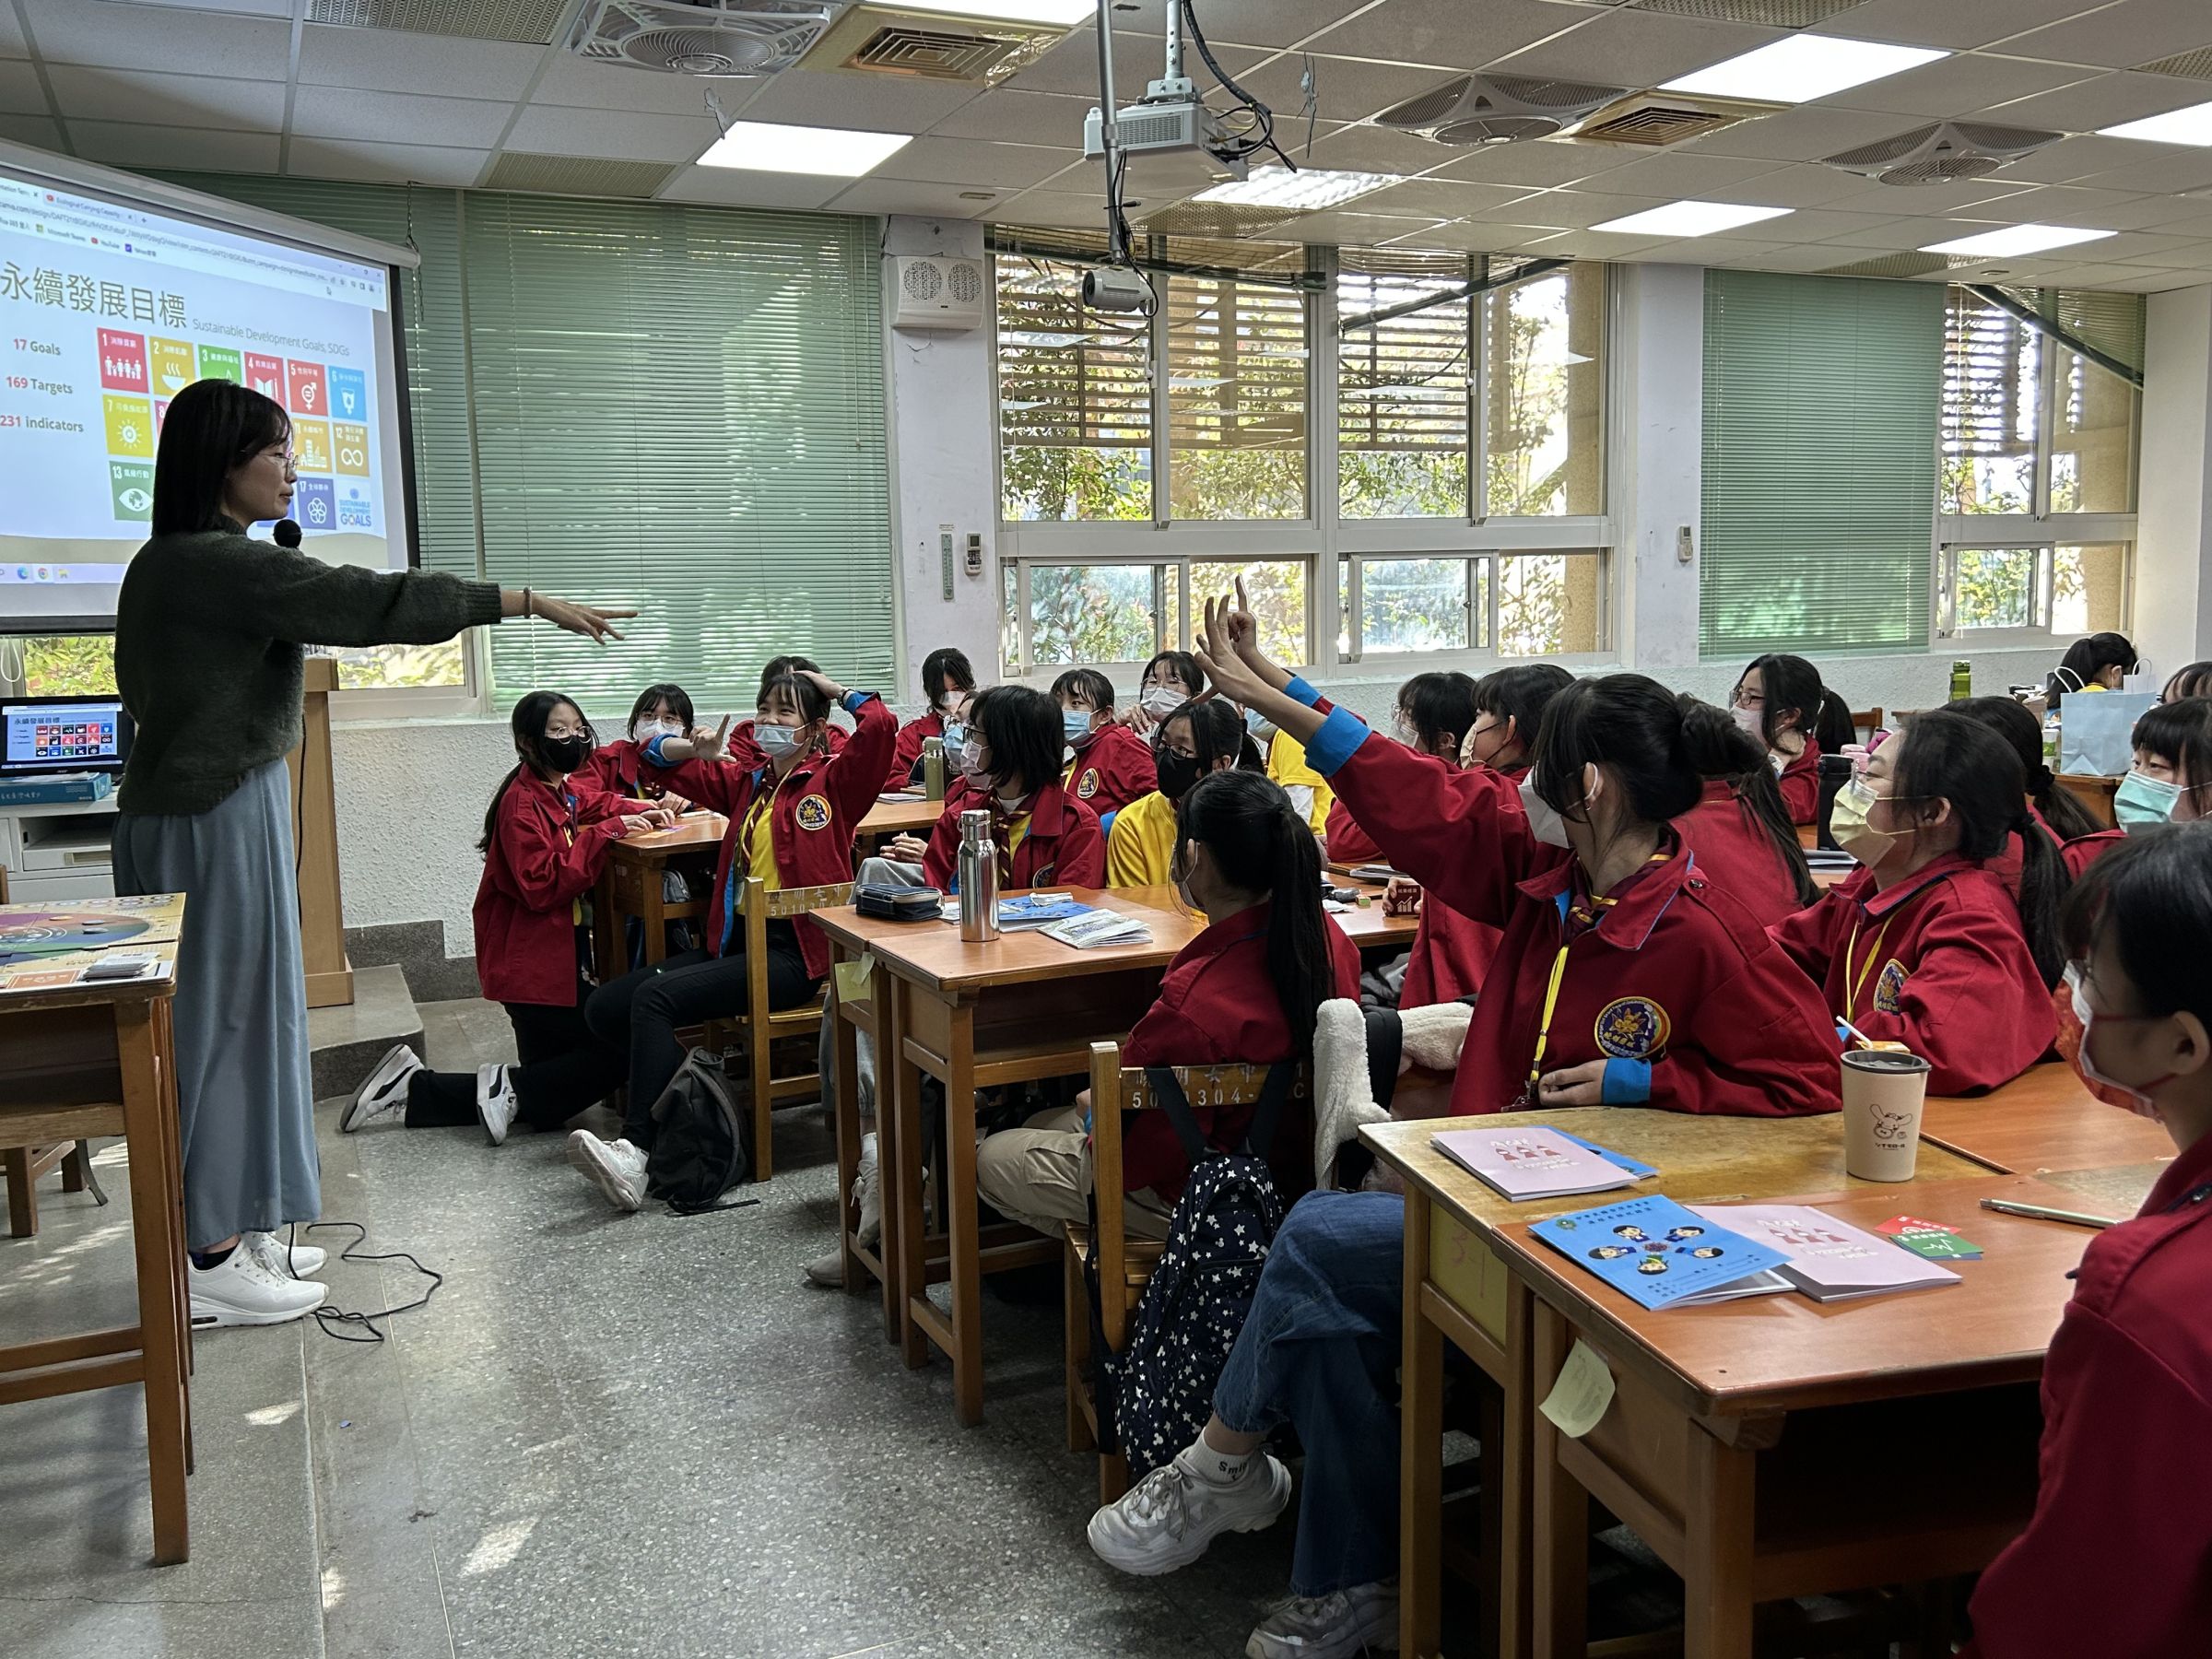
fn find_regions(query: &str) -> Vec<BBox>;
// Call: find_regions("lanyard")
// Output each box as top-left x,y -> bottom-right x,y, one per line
1524,940 -> 1575,1088
740,768 -> 786,865
1842,912 -> 1897,1023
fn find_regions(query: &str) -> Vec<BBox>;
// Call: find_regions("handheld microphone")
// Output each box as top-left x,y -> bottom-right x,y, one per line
273,518 -> 302,548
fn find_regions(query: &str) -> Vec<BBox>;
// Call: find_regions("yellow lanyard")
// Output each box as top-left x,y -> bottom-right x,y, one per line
1524,941 -> 1576,1087
741,771 -> 789,865
1842,913 -> 1896,1022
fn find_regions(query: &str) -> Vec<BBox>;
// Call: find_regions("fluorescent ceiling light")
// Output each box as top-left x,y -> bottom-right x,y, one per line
888,0 -> 1097,22
1663,36 -> 1947,104
2100,100 -> 2212,147
1192,167 -> 1399,212
1591,200 -> 1792,237
697,121 -> 912,178
1920,223 -> 2116,257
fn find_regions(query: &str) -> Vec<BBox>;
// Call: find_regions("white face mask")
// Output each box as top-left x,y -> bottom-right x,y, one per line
1730,702 -> 1766,745
1141,685 -> 1185,717
633,717 -> 682,745
755,723 -> 806,761
1518,774 -> 1572,849
958,737 -> 991,789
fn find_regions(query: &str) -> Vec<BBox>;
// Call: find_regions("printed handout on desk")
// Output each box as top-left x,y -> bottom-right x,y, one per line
1532,1194 -> 1791,1311
1431,1124 -> 1641,1201
1040,909 -> 1151,949
994,893 -> 1091,931
1690,1205 -> 1963,1300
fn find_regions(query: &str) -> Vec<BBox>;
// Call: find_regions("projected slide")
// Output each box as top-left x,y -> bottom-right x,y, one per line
0,166 -> 412,624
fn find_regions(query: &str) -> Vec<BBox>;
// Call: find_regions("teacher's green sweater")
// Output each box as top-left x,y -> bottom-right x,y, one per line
115,523 -> 502,816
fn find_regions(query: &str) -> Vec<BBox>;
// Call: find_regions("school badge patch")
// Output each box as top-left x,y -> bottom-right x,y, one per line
1594,996 -> 1670,1060
1873,959 -> 1909,1015
794,794 -> 832,832
1077,767 -> 1101,800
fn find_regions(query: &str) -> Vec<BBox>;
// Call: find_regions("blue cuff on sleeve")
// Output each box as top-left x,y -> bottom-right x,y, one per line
842,689 -> 877,715
642,734 -> 673,765
1301,704 -> 1373,778
1283,675 -> 1321,709
1601,1058 -> 1653,1105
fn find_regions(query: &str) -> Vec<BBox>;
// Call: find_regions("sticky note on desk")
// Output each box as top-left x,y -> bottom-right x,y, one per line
831,951 -> 877,1006
1538,1339 -> 1616,1440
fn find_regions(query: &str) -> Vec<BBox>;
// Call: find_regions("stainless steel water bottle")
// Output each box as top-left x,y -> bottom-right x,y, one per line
957,808 -> 999,943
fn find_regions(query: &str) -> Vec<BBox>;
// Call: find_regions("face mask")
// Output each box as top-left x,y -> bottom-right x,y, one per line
632,717 -> 681,745
1156,748 -> 1202,805
755,723 -> 805,761
542,733 -> 590,774
1168,843 -> 1198,911
936,691 -> 965,715
2114,770 -> 2183,833
1062,710 -> 1095,747
2057,968 -> 2174,1119
1830,775 -> 1902,866
1141,685 -> 1185,718
1245,708 -> 1277,744
941,718 -> 969,752
1517,774 -> 1572,850
1730,702 -> 1766,745
958,738 -> 991,790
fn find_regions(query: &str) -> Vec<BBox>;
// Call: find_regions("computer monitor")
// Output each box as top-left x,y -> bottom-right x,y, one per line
0,695 -> 134,775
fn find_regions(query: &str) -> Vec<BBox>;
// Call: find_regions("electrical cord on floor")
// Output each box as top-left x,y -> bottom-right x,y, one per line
279,1220 -> 443,1344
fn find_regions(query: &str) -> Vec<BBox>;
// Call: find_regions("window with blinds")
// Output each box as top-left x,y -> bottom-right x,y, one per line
1942,288 -> 2039,515
1701,270 -> 1944,658
1164,237 -> 1309,521
996,238 -> 1152,523
1337,248 -> 1472,519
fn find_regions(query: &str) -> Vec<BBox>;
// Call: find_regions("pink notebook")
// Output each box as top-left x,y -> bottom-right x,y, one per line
1688,1204 -> 1961,1301
1432,1125 -> 1639,1202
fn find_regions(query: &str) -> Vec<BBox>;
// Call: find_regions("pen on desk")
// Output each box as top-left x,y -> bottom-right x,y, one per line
1979,1196 -> 2119,1230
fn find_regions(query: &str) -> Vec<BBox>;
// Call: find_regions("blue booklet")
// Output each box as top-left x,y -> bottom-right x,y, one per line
1551,1128 -> 1658,1179
1531,1194 -> 1791,1311
994,893 -> 1091,931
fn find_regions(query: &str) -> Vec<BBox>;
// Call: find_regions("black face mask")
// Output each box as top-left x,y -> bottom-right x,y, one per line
1156,749 -> 1202,805
543,734 -> 591,774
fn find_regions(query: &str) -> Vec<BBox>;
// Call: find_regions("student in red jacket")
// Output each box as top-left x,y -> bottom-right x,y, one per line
920,686 -> 1105,891
1322,671 -> 1481,867
344,691 -> 663,1143
580,681 -> 701,807
1675,695 -> 1817,928
723,654 -> 852,771
1954,695 -> 2121,883
1963,824 -> 2212,1659
1731,653 -> 1851,825
1055,667 -> 1158,816
2115,696 -> 2212,833
1195,585 -> 1840,1119
1770,710 -> 2064,1096
1124,649 -> 1206,740
977,769 -> 1360,1238
563,667 -> 894,1209
885,646 -> 977,792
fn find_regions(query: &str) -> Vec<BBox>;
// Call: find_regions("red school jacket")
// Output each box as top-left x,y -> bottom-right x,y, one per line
645,692 -> 895,981
1768,853 -> 2053,1097
920,777 -> 1105,891
886,711 -> 946,792
1987,806 -> 2116,899
1777,738 -> 1821,825
472,771 -> 629,1006
1324,794 -> 1382,866
1066,721 -> 1158,817
1299,700 -> 1840,1119
1963,1129 -> 2212,1659
578,737 -> 683,804
1677,777 -> 1807,930
1121,903 -> 1362,1203
1400,756 -> 1526,1009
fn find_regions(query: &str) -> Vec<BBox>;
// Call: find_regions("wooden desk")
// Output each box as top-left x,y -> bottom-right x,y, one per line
592,813 -> 725,974
857,794 -> 946,853
1502,1173 -> 2087,1659
817,884 -> 1418,1424
1365,1111 -> 1993,1659
2055,772 -> 2118,829
1922,1062 -> 2175,1178
0,894 -> 192,1563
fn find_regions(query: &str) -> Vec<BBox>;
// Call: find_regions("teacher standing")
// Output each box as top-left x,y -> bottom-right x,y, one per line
115,379 -> 630,1329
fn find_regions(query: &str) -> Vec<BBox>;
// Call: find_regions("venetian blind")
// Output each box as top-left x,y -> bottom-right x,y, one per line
1336,247 -> 1472,462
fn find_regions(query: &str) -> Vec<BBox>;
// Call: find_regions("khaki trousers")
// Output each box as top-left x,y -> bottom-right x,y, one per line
975,1103 -> 1174,1241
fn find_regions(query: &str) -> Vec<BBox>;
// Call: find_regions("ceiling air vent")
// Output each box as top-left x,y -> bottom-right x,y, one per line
1824,122 -> 2063,186
1632,0 -> 1863,25
482,152 -> 680,198
1375,74 -> 1632,147
300,0 -> 575,41
804,5 -> 1068,87
1818,252 -> 1950,280
1574,92 -> 1784,147
2139,48 -> 2212,81
568,1 -> 833,77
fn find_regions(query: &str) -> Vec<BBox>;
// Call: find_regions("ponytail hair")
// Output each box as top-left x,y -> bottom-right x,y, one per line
1676,695 -> 1817,905
479,690 -> 593,854
1175,770 -> 1329,1057
1892,709 -> 2068,988
1810,684 -> 1856,757
1948,694 -> 2102,841
2048,631 -> 2136,709
1532,673 -> 1702,829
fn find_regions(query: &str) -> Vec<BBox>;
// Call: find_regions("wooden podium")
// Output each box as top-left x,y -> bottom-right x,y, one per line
287,658 -> 353,1008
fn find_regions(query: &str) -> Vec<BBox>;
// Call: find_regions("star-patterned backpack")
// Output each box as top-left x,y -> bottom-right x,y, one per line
1094,1063 -> 1295,1478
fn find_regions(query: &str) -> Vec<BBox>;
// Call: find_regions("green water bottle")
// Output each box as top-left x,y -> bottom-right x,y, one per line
1949,659 -> 1971,701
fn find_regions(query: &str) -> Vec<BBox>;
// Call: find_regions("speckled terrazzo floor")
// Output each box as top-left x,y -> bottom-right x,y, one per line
1,996 -> 1315,1659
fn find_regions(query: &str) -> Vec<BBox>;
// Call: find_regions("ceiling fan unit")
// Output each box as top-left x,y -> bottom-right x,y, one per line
803,4 -> 1069,87
1375,74 -> 1632,146
1822,122 -> 2065,186
568,0 -> 835,76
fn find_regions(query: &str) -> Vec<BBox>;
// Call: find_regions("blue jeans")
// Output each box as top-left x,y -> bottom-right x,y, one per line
1214,1189 -> 1406,1597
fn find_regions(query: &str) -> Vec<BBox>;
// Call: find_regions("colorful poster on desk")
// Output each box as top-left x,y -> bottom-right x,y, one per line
1531,1194 -> 1790,1311
0,893 -> 182,994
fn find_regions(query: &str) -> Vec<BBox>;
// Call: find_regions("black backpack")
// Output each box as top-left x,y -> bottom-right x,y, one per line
644,1048 -> 753,1211
1089,1063 -> 1294,1478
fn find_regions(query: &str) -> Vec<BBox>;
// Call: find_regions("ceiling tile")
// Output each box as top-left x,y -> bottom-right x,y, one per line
1954,183 -> 2179,229
1700,207 -> 1888,242
44,65 -> 285,132
1234,53 -> 1467,127
2038,259 -> 2183,284
1711,242 -> 1871,272
293,87 -> 514,148
19,0 -> 291,77
1796,177 -> 2040,214
1430,136 -> 1637,188
286,137 -> 490,190
821,177 -> 1004,219
2113,236 -> 2212,266
503,104 -> 720,163
655,168 -> 848,211
295,23 -> 543,101
529,53 -> 745,117
1309,0 -> 1578,72
1618,235 -> 1775,264
1986,133 -> 2150,181
1354,176 -> 1547,218
1282,121 -> 1466,175
1516,228 -> 1667,257
1695,163 -> 1881,206
1524,189 -> 1677,228
1490,7 -> 1788,85
1813,212 -> 1983,245
2003,0 -> 2212,70
735,65 -> 987,132
1810,0 -> 2105,53
1823,51 -> 2093,118
2091,229 -> 2212,263
926,88 -> 1088,147
1172,0 -> 1380,51
872,135 -> 1078,189
1979,69 -> 2212,130
1266,206 -> 1443,241
2088,267 -> 2212,290
0,5 -> 25,57
2076,149 -> 2212,195
1008,30 -> 1263,100
986,188 -> 1115,229
1565,150 -> 1787,198
0,57 -> 43,114
2132,208 -> 2212,237
0,115 -> 62,148
70,120 -> 279,173
1688,104 -> 1932,163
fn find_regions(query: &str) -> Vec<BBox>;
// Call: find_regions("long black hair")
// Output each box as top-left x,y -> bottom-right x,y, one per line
2132,697 -> 2212,800
967,685 -> 1065,797
1891,709 -> 2068,988
625,682 -> 695,738
1531,674 -> 1702,829
2048,631 -> 2136,708
1142,651 -> 1206,699
479,690 -> 594,853
2061,819 -> 2212,1022
922,646 -> 975,706
1676,695 -> 1818,906
1157,699 -> 1263,776
1948,695 -> 2103,841
2161,661 -> 2212,703
1174,769 -> 1329,1056
1395,671 -> 1478,759
1471,664 -> 1573,769
1737,653 -> 1850,754
151,379 -> 291,535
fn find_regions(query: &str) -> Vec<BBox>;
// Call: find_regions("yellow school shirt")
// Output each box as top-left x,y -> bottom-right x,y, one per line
1267,730 -> 1335,836
1107,789 -> 1177,888
741,786 -> 783,893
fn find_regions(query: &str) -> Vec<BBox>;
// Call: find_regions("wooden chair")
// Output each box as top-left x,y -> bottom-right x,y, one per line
1849,706 -> 1885,744
0,865 -> 107,1238
704,877 -> 851,1182
1064,1041 -> 1311,1503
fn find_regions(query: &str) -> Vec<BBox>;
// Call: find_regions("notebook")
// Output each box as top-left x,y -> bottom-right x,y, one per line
1431,1125 -> 1641,1202
1531,1195 -> 1792,1311
994,893 -> 1090,931
1040,910 -> 1151,949
1688,1205 -> 1962,1302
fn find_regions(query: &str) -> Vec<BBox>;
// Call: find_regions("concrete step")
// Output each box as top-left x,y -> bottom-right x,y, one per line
306,962 -> 423,1100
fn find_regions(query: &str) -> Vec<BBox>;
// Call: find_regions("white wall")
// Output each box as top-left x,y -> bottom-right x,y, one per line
2137,285 -> 2212,680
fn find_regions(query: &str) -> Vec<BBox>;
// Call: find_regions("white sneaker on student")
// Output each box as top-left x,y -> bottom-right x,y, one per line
342,1042 -> 421,1133
567,1130 -> 648,1212
477,1064 -> 518,1147
244,1230 -> 327,1277
1245,1583 -> 1400,1659
1087,1444 -> 1292,1576
804,1132 -> 882,1287
189,1246 -> 327,1328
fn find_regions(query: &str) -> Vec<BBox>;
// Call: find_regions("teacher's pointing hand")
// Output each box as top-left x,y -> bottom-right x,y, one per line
503,588 -> 637,643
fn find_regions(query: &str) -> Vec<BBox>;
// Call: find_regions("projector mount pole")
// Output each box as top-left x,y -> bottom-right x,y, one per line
1095,0 -> 1128,265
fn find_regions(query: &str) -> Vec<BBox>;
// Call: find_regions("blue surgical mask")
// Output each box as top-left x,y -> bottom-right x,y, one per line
1062,710 -> 1094,747
755,723 -> 805,761
941,718 -> 969,751
1244,708 -> 1277,744
2114,770 -> 2183,832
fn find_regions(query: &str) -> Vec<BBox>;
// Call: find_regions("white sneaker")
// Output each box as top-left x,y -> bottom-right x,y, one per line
245,1230 -> 327,1277
189,1245 -> 328,1328
477,1064 -> 517,1147
1246,1583 -> 1400,1659
1087,1445 -> 1292,1577
567,1130 -> 649,1212
342,1042 -> 422,1133
804,1131 -> 884,1287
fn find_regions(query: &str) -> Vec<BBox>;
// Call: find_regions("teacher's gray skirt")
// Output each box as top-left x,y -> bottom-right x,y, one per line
114,758 -> 317,1251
